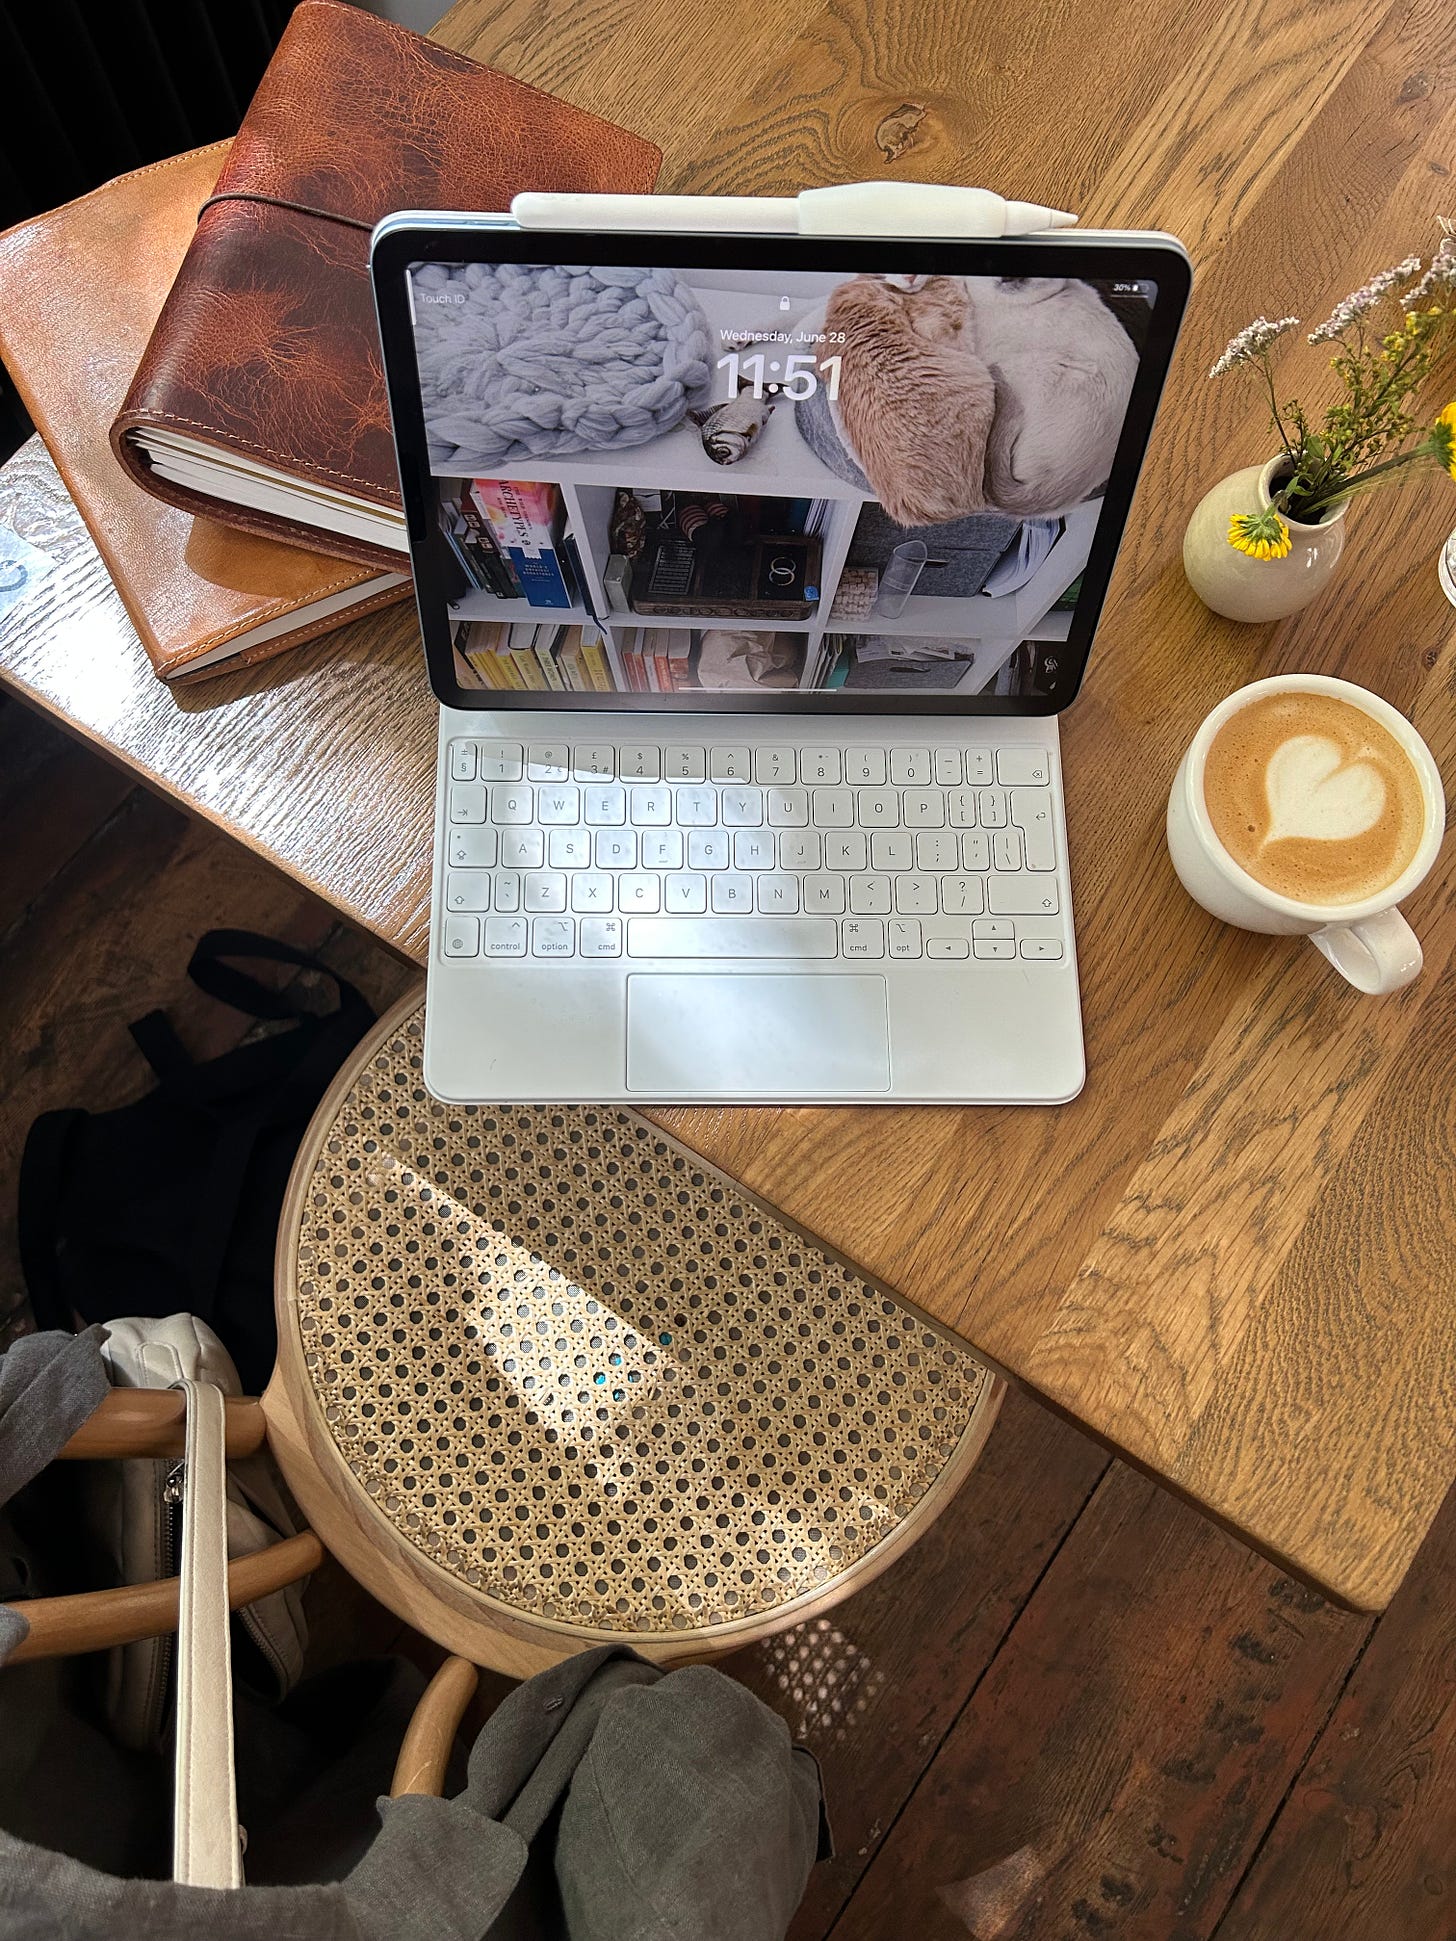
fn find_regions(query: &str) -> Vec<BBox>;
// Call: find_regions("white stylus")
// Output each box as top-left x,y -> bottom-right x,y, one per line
511,181 -> 1078,238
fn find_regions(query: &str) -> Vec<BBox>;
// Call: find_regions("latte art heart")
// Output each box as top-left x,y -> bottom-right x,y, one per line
1262,734 -> 1386,846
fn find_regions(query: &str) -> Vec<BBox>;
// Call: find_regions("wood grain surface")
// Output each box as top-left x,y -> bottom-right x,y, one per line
2,0 -> 1453,1610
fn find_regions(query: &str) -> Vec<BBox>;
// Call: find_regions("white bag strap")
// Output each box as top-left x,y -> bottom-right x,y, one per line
171,1377 -> 242,1888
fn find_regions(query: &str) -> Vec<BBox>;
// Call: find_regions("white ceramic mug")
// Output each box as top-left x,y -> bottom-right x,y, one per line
1166,674 -> 1446,994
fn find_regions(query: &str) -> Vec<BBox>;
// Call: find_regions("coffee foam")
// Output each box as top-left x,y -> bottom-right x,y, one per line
1204,691 -> 1426,905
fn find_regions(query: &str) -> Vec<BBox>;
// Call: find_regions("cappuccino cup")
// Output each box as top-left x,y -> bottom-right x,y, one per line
1167,675 -> 1445,994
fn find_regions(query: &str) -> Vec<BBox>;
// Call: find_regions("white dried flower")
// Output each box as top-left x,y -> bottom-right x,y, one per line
1307,255 -> 1423,342
1209,315 -> 1301,378
1408,231 -> 1456,302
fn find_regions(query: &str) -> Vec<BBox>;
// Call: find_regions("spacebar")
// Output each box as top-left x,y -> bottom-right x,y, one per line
628,918 -> 838,959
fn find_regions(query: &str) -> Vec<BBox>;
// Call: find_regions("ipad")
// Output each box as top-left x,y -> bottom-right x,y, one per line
371,217 -> 1189,716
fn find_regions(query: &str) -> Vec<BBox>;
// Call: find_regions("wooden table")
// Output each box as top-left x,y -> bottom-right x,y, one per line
2,0 -> 1453,1613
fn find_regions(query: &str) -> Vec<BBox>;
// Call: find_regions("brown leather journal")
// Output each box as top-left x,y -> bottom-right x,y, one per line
111,0 -> 662,571
0,144 -> 410,683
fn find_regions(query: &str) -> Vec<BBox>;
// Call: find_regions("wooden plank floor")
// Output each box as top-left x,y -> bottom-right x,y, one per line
3,689 -> 1453,1938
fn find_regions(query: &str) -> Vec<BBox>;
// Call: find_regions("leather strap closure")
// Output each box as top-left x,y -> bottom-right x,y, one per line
171,1378 -> 242,1889
197,190 -> 372,234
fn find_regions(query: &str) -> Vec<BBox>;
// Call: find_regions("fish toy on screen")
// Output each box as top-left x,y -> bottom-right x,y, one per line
688,379 -> 777,465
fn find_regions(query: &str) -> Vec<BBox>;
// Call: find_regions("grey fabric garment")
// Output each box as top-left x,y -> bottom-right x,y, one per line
847,502 -> 1022,595
0,1646 -> 826,1939
0,1328 -> 110,1661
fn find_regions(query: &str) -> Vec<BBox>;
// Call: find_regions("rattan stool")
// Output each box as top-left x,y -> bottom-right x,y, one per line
264,995 -> 1002,1677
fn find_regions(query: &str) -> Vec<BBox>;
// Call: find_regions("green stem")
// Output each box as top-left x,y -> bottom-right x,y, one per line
1300,446 -> 1432,515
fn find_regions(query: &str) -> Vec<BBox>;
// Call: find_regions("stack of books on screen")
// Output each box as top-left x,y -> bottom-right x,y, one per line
618,628 -> 694,692
455,620 -> 614,692
443,480 -> 587,610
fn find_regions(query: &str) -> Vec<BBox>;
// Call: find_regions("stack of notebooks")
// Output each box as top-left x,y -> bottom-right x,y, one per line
0,0 -> 659,681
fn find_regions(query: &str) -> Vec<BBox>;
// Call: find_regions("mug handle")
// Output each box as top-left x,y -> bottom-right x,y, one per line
1309,907 -> 1423,994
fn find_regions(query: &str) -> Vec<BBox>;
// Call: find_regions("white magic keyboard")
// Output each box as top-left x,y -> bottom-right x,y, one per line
439,738 -> 1067,966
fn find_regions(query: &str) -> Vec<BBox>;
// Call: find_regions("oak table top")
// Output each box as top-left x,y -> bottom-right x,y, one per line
2,0 -> 1454,1612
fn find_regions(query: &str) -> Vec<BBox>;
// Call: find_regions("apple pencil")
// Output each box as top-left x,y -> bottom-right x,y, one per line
511,181 -> 1078,238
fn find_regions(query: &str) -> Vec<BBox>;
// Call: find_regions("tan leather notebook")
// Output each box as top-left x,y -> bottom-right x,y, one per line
0,144 -> 410,683
111,1 -> 662,571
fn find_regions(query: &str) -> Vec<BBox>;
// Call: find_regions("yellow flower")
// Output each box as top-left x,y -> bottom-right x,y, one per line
1228,510 -> 1293,560
1435,402 -> 1456,480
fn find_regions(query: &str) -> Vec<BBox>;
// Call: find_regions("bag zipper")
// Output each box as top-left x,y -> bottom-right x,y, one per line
147,1459 -> 186,1742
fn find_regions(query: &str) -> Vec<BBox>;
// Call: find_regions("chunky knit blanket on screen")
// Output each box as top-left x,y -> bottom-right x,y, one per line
413,262 -> 713,468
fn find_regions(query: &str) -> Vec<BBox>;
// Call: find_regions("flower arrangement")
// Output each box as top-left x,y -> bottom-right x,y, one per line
1210,222 -> 1456,560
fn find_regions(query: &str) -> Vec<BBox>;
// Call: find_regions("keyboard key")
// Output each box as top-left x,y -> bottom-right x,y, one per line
961,832 -> 991,872
449,741 -> 477,782
753,747 -> 796,784
941,876 -> 986,915
778,831 -> 821,871
1020,937 -> 1065,960
721,785 -> 763,827
618,745 -> 660,780
992,828 -> 1024,871
802,748 -> 841,785
889,918 -> 922,958
825,832 -> 868,872
442,915 -> 480,958
989,876 -> 1060,916
489,783 -> 533,825
524,871 -> 567,912
532,917 -> 575,957
841,918 -> 884,959
916,831 -> 960,872
977,788 -> 1008,828
708,747 -> 751,782
964,751 -> 994,785
619,874 -> 662,913
973,938 -> 1015,960
710,873 -> 753,913
663,747 -> 706,781
756,875 -> 801,913
767,787 -> 809,827
595,830 -> 638,870
570,873 -> 613,912
974,918 -> 1015,939
629,785 -> 671,825
675,786 -> 717,826
549,828 -> 592,870
500,829 -> 545,870
584,785 -> 626,825
901,789 -> 945,828
894,874 -> 938,914
947,789 -> 978,829
484,917 -> 527,958
870,831 -> 914,872
1011,789 -> 1057,870
927,936 -> 970,959
998,746 -> 1051,787
803,875 -> 846,914
445,872 -> 489,913
844,747 -> 887,785
933,748 -> 962,785
733,830 -> 776,870
492,872 -> 520,912
449,783 -> 486,824
889,748 -> 931,785
641,830 -> 683,870
811,787 -> 854,828
665,873 -> 707,914
573,745 -> 615,779
849,874 -> 891,914
689,830 -> 730,870
857,788 -> 900,827
630,918 -> 837,958
477,743 -> 523,781
581,917 -> 623,957
448,826 -> 498,868
527,743 -> 570,781
537,784 -> 581,825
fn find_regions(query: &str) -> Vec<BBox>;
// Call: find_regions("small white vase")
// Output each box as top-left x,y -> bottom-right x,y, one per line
1183,456 -> 1348,622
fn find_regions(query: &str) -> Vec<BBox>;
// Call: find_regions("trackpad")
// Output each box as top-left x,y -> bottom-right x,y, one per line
626,974 -> 891,1095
